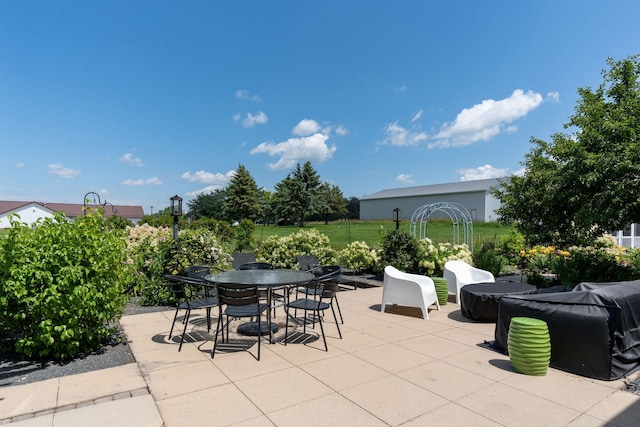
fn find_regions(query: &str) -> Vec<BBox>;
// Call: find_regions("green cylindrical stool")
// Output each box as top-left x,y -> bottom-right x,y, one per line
431,277 -> 448,306
507,317 -> 551,376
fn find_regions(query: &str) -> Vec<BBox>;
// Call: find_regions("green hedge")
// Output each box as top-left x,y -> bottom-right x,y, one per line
0,212 -> 129,359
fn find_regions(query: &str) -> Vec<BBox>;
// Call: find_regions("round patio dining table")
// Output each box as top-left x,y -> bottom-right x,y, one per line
204,269 -> 314,341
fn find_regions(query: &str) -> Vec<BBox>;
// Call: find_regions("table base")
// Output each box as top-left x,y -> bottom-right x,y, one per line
237,322 -> 278,336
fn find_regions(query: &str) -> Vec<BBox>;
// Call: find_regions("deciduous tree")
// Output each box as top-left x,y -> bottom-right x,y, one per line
187,188 -> 227,220
494,55 -> 640,246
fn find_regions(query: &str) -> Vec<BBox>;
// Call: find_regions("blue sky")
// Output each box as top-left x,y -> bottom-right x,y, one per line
1,1 -> 638,214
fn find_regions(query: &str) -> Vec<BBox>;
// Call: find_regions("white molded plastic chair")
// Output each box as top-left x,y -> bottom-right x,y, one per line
381,266 -> 440,319
443,260 -> 495,304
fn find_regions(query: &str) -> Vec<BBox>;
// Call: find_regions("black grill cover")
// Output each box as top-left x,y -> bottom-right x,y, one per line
494,280 -> 640,380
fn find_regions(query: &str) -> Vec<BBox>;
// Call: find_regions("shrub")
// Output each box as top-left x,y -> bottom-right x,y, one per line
472,238 -> 505,277
0,212 -> 128,359
125,225 -> 231,305
188,218 -> 235,243
336,241 -> 380,273
234,219 -> 256,253
498,229 -> 526,270
379,230 -> 418,272
257,228 -> 336,268
520,245 -> 568,287
416,238 -> 473,276
554,244 -> 635,287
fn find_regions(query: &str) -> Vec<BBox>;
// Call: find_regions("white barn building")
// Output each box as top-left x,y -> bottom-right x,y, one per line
359,178 -> 640,248
359,178 -> 502,222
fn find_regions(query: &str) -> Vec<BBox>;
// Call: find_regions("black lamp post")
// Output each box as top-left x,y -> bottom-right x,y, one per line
170,195 -> 183,243
393,208 -> 401,230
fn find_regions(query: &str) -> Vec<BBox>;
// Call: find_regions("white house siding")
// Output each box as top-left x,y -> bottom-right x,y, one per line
611,224 -> 640,248
0,203 -> 57,228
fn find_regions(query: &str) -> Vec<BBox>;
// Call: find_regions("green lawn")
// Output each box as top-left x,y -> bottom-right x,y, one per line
253,220 -> 513,250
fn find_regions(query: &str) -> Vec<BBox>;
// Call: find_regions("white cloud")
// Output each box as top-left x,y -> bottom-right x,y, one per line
430,89 -> 543,148
410,110 -> 423,123
335,125 -> 349,136
181,170 -> 235,185
379,121 -> 428,146
235,89 -> 262,102
396,173 -> 415,184
456,164 -> 509,181
292,119 -> 322,136
237,111 -> 268,128
513,167 -> 526,176
251,133 -> 336,170
15,162 -> 25,167
121,177 -> 163,186
119,153 -> 143,166
395,84 -> 407,93
48,163 -> 80,179
186,185 -> 224,198
546,91 -> 560,103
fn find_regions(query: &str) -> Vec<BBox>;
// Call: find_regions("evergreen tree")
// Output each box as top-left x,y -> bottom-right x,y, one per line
273,161 -> 322,226
223,164 -> 262,221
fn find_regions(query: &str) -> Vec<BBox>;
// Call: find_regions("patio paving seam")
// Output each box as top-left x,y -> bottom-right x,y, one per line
0,387 -> 150,424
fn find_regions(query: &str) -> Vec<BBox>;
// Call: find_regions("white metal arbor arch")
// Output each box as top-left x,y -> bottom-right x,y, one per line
410,202 -> 474,251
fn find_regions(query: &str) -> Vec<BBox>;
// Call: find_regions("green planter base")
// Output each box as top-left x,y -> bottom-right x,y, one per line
431,277 -> 448,306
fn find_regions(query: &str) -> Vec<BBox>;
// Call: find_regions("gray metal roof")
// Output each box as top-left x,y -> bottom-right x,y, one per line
0,200 -> 144,219
360,178 -> 503,200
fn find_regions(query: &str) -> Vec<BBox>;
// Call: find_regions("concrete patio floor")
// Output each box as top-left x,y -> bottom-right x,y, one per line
2,285 -> 640,426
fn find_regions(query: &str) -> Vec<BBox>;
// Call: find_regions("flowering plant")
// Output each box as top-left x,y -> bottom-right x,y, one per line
519,245 -> 569,287
415,238 -> 473,276
337,241 -> 380,273
124,225 -> 231,305
258,228 -> 336,268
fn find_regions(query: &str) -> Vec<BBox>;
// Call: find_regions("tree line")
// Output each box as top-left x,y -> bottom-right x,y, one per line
184,161 -> 359,226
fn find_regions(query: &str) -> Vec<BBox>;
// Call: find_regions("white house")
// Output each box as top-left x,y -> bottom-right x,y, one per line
0,201 -> 145,228
359,178 -> 502,222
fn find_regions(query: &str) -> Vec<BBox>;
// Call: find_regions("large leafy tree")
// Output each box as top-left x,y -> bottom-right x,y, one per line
223,164 -> 262,221
187,188 -> 227,220
273,161 -> 322,226
346,196 -> 360,220
494,55 -> 640,246
315,182 -> 348,224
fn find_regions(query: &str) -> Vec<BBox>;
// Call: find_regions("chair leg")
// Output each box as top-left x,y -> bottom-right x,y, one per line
179,309 -> 191,352
317,309 -> 327,351
330,304 -> 342,339
284,305 -> 289,346
256,313 -> 261,361
302,307 -> 308,334
212,314 -> 223,358
333,297 -> 344,324
169,307 -> 180,339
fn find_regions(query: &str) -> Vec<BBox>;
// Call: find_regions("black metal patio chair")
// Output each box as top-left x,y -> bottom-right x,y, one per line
166,274 -> 218,351
212,283 -> 269,361
284,277 -> 342,351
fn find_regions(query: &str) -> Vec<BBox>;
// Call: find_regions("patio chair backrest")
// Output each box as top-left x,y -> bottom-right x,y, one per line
216,283 -> 260,307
